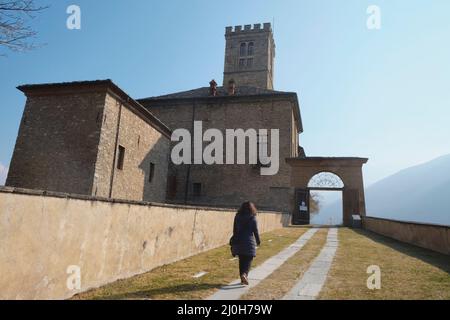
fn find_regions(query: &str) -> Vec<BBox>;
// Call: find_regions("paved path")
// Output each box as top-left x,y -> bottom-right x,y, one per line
207,227 -> 319,300
282,228 -> 338,300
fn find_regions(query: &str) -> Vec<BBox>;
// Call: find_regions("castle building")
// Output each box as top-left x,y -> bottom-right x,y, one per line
6,81 -> 171,203
138,24 -> 300,212
6,23 -> 368,225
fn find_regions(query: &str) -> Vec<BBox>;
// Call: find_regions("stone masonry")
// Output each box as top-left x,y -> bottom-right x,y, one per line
139,91 -> 302,213
223,23 -> 275,89
7,80 -> 171,203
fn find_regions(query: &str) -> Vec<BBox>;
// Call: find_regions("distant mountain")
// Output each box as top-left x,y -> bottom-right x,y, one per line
365,154 -> 450,226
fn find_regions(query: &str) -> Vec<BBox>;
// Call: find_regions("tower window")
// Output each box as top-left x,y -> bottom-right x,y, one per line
247,42 -> 254,56
193,183 -> 202,197
239,58 -> 246,69
240,43 -> 247,56
247,58 -> 253,68
117,145 -> 125,170
149,163 -> 155,183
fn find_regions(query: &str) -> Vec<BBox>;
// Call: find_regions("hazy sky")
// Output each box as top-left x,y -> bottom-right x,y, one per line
1,0 -> 449,186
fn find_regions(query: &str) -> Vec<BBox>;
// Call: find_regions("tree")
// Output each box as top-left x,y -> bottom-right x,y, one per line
0,1 -> 48,54
309,192 -> 321,216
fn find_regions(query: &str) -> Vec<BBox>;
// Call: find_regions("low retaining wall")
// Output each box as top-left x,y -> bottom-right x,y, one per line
0,187 -> 290,300
362,216 -> 450,255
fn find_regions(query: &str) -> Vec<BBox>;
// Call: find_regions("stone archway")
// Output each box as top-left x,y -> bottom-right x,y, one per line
287,157 -> 368,226
308,172 -> 345,224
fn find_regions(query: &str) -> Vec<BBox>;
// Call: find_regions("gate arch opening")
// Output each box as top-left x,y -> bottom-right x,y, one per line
308,172 -> 344,225
287,157 -> 368,226
307,172 -> 344,190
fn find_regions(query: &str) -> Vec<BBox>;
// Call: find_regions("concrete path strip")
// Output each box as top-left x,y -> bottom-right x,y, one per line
207,227 -> 319,300
282,228 -> 338,300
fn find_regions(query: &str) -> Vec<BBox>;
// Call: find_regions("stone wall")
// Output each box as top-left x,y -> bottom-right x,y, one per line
0,187 -> 290,300
92,92 -> 170,202
6,81 -> 171,204
141,96 -> 299,213
6,91 -> 105,195
362,216 -> 450,255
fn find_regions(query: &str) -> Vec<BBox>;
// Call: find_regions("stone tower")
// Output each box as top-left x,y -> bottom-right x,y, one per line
223,23 -> 275,90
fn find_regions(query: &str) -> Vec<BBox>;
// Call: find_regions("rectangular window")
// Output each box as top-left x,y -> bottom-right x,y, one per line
247,58 -> 253,68
239,58 -> 246,69
257,133 -> 268,165
193,183 -> 202,197
149,163 -> 155,183
167,175 -> 177,200
117,145 -> 125,170
247,42 -> 254,56
240,42 -> 247,56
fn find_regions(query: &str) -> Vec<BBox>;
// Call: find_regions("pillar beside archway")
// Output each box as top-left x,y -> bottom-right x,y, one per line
286,157 -> 368,227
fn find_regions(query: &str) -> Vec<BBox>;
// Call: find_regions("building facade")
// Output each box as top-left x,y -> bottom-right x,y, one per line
138,23 -> 301,212
6,22 -> 368,223
6,80 -> 171,203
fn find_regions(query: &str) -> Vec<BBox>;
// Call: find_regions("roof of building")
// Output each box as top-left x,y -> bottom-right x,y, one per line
138,85 -> 295,101
17,80 -> 172,138
138,85 -> 303,132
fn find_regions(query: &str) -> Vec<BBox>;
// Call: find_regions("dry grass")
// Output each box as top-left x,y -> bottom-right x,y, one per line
72,226 -> 309,300
319,228 -> 450,300
241,227 -> 328,300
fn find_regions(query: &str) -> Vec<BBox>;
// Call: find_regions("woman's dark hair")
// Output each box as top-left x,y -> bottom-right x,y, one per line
237,201 -> 257,216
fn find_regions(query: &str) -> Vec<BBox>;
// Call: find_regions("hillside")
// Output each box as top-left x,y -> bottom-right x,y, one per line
365,154 -> 450,225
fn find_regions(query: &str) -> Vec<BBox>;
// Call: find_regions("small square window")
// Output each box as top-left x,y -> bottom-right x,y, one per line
193,183 -> 202,197
149,163 -> 155,183
117,145 -> 125,170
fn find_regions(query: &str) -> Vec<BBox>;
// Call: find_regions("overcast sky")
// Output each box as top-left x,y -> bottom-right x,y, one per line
1,0 -> 449,186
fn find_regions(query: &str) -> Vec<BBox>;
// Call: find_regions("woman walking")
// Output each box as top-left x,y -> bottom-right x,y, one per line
231,201 -> 261,285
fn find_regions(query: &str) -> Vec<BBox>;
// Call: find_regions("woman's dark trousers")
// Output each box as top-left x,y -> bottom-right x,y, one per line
238,255 -> 253,276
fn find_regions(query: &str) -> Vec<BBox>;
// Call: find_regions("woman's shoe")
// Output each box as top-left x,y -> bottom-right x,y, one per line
241,273 -> 249,285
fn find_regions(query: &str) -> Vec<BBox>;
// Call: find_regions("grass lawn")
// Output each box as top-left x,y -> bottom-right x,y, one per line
72,226 -> 310,300
319,228 -> 450,300
241,227 -> 328,300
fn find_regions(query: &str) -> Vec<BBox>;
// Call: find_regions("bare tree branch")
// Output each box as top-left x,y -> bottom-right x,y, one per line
0,0 -> 48,55
310,193 -> 321,216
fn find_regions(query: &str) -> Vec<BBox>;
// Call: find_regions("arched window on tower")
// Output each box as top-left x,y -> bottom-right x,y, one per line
240,43 -> 247,56
247,42 -> 254,56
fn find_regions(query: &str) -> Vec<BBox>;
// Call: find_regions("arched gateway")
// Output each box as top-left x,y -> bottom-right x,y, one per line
286,157 -> 368,226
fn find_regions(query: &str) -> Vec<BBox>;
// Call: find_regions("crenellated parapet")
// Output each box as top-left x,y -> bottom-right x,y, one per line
225,23 -> 271,34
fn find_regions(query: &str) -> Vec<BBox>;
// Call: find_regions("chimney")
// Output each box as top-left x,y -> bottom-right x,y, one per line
227,79 -> 236,95
209,79 -> 218,96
